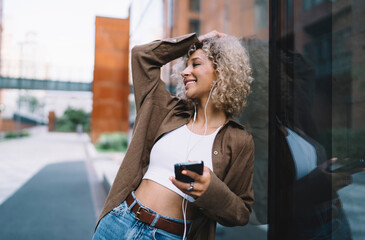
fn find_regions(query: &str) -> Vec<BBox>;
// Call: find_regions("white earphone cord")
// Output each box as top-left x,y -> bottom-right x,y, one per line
182,197 -> 188,238
182,83 -> 215,239
203,82 -> 215,135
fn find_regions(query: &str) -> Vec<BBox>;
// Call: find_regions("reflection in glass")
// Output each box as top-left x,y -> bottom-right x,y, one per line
272,0 -> 365,239
239,37 -> 269,226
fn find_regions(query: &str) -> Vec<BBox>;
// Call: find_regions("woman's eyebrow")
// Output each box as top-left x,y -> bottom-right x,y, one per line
188,57 -> 202,63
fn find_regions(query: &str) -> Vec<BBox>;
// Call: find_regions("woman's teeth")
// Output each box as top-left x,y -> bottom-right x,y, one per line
185,81 -> 196,87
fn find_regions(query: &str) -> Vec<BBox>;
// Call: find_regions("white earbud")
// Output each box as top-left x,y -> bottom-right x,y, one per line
193,104 -> 197,122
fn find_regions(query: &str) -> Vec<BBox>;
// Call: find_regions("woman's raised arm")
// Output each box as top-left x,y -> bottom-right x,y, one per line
131,33 -> 199,112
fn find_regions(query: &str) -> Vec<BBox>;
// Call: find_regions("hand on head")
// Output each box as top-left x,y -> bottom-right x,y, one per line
198,30 -> 227,42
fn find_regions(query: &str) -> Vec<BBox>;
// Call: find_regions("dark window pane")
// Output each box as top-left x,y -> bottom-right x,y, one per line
189,19 -> 200,35
255,0 -> 268,30
189,0 -> 200,12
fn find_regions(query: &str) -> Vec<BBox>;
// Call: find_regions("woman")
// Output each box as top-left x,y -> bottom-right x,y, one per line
93,31 -> 254,240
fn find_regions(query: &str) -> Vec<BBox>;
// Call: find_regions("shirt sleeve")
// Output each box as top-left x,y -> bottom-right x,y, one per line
131,33 -> 199,112
193,132 -> 255,227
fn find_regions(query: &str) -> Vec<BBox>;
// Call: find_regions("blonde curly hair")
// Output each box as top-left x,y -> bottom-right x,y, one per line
174,36 -> 253,116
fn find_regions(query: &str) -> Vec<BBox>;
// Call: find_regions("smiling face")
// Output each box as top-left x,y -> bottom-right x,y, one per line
181,49 -> 217,100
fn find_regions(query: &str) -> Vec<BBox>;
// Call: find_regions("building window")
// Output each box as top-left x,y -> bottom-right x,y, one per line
255,0 -> 268,30
287,0 -> 293,18
189,19 -> 200,35
189,0 -> 200,12
304,32 -> 332,77
332,28 -> 352,74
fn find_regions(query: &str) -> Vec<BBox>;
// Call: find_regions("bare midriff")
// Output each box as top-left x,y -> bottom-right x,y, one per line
135,179 -> 198,220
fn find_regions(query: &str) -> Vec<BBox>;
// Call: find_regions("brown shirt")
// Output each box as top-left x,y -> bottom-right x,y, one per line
96,33 -> 255,239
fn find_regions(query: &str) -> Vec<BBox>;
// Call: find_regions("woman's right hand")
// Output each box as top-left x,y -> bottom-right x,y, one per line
198,30 -> 227,42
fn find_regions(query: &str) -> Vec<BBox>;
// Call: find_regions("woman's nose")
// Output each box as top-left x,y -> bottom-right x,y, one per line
181,67 -> 191,78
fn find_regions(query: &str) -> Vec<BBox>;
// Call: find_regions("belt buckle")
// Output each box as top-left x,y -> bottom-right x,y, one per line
135,205 -> 148,221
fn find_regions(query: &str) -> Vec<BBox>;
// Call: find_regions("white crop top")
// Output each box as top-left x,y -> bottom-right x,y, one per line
143,124 -> 220,202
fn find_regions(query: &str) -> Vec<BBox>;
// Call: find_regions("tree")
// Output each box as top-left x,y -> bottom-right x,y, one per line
55,107 -> 90,132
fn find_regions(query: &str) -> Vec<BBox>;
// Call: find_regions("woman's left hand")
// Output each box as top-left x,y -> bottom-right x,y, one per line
198,30 -> 227,42
170,166 -> 211,199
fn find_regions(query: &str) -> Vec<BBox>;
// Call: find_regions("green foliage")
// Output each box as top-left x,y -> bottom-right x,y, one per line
55,107 -> 90,132
4,131 -> 30,139
95,132 -> 129,153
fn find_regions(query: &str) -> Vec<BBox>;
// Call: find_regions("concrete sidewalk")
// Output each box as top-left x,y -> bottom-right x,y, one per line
0,126 -> 91,205
84,141 -> 123,194
0,161 -> 95,240
0,127 -> 112,239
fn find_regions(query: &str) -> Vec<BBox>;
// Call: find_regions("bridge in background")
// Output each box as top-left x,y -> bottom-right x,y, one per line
0,76 -> 92,92
0,76 -> 176,94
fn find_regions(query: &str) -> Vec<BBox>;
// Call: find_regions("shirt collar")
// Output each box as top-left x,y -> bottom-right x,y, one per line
225,117 -> 245,129
176,103 -> 246,130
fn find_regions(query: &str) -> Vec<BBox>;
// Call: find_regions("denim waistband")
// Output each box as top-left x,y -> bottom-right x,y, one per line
129,191 -> 192,227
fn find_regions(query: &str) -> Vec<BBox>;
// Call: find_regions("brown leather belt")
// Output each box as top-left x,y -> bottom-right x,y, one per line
126,193 -> 189,236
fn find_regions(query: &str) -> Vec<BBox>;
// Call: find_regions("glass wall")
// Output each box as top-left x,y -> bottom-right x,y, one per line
217,1 -> 269,239
270,0 -> 365,239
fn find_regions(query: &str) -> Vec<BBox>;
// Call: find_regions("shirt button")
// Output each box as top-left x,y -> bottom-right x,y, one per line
213,150 -> 218,155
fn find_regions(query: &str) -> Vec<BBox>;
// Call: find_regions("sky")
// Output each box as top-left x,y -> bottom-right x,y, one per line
2,0 -> 163,82
1,0 -> 163,118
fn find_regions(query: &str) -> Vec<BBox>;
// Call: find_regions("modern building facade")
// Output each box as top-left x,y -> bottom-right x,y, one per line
163,0 -> 268,40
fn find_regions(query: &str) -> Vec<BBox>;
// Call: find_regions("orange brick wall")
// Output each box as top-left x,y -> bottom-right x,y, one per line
0,119 -> 35,132
48,111 -> 56,132
91,17 -> 130,143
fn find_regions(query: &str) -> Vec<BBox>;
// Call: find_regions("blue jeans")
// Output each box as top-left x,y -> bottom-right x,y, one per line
93,192 -> 191,240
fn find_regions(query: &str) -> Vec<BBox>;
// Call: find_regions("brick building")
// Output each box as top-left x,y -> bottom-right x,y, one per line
163,0 -> 268,39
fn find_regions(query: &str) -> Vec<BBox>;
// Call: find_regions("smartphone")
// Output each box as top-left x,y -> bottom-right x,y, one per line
331,158 -> 365,173
174,161 -> 204,183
